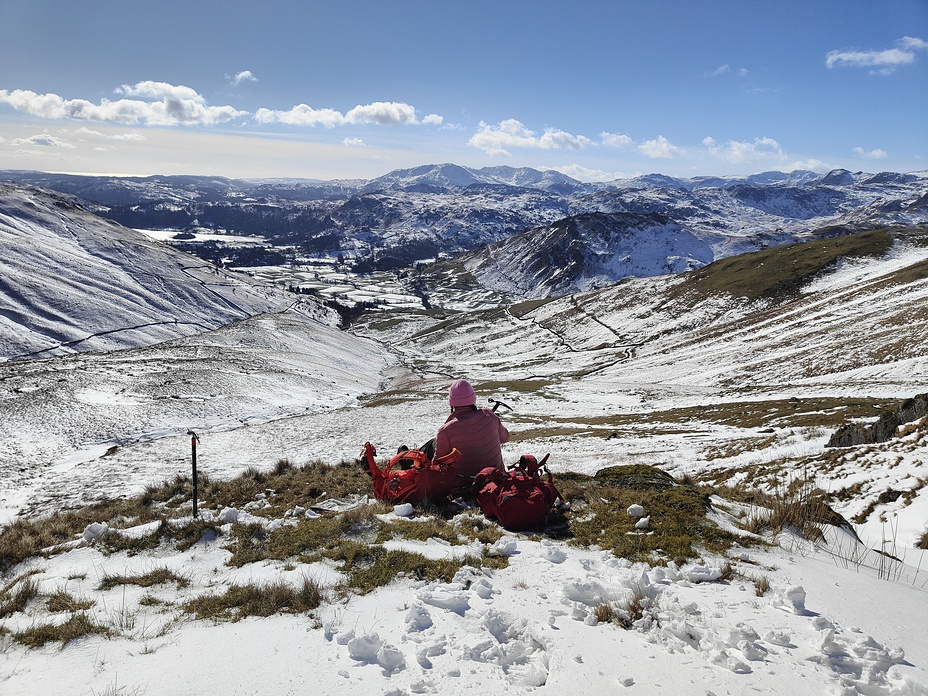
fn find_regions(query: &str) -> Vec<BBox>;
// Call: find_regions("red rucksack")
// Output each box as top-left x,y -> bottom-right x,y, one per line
472,454 -> 563,531
361,442 -> 465,505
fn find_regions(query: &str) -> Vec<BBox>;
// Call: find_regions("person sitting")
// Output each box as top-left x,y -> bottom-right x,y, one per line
433,379 -> 510,478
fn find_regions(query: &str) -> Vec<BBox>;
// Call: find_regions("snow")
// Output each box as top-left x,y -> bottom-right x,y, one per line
2,510 -> 927,696
2,181 -> 928,694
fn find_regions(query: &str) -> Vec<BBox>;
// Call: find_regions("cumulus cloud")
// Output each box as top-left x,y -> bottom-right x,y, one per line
638,135 -> 680,159
343,137 -> 366,147
255,100 -> 441,127
345,101 -> 419,125
703,136 -> 786,164
227,70 -> 257,86
826,36 -> 928,74
255,104 -> 344,127
0,82 -> 247,126
600,131 -> 634,149
854,146 -> 888,159
468,119 -> 592,155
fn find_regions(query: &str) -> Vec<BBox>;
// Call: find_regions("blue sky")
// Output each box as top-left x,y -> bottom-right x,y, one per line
0,0 -> 925,181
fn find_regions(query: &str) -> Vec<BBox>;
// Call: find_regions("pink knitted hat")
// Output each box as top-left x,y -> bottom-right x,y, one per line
448,379 -> 477,407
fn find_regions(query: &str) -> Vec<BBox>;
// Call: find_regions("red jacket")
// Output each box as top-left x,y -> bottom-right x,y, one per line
434,406 -> 510,477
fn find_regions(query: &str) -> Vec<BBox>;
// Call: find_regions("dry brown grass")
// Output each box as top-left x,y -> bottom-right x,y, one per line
725,478 -> 852,543
0,575 -> 39,618
184,576 -> 325,621
13,613 -> 111,648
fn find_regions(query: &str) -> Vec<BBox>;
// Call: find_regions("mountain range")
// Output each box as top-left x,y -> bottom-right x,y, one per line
2,165 -> 926,299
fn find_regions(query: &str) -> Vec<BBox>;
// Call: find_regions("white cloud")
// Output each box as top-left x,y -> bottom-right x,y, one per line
790,158 -> 831,173
11,134 -> 75,148
600,131 -> 634,149
468,119 -> 591,155
854,146 -> 888,159
703,136 -> 786,164
0,83 -> 247,126
345,102 -> 418,125
255,101 -> 441,127
227,70 -> 258,86
547,164 -> 624,183
255,104 -> 345,127
708,65 -> 749,78
638,135 -> 680,159
826,36 -> 928,74
343,137 -> 366,147
75,127 -> 147,142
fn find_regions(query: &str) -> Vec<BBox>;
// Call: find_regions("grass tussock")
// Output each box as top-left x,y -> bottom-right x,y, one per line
377,517 -> 464,545
917,531 -> 928,550
752,575 -> 771,597
594,585 -> 651,630
183,576 -> 325,621
224,501 -> 387,568
98,568 -> 189,592
0,576 -> 39,618
734,479 -> 852,542
14,612 -> 111,648
344,548 -> 482,595
46,590 -> 95,613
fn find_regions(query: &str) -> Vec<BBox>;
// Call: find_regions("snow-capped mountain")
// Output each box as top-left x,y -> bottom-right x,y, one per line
0,183 -> 332,360
2,165 -> 926,289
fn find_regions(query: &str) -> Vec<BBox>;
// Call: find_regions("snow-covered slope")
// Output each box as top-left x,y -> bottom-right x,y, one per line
0,183 -> 322,360
464,212 -> 716,297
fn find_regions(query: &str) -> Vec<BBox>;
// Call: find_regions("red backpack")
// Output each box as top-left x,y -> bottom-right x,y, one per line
361,442 -> 465,505
472,454 -> 563,531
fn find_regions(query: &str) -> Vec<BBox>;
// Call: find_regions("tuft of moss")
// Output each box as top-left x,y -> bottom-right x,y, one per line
566,467 -> 737,563
593,465 -> 682,492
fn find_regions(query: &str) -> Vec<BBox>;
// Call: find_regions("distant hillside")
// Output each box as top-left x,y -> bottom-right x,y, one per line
0,183 -> 329,360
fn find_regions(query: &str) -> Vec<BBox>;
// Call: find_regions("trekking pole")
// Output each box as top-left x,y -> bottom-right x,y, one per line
187,430 -> 200,518
489,398 -> 513,413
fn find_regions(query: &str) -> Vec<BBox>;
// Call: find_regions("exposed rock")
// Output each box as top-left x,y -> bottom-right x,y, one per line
826,393 -> 928,447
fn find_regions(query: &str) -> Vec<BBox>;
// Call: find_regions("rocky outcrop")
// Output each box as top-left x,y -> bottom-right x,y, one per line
826,393 -> 928,447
